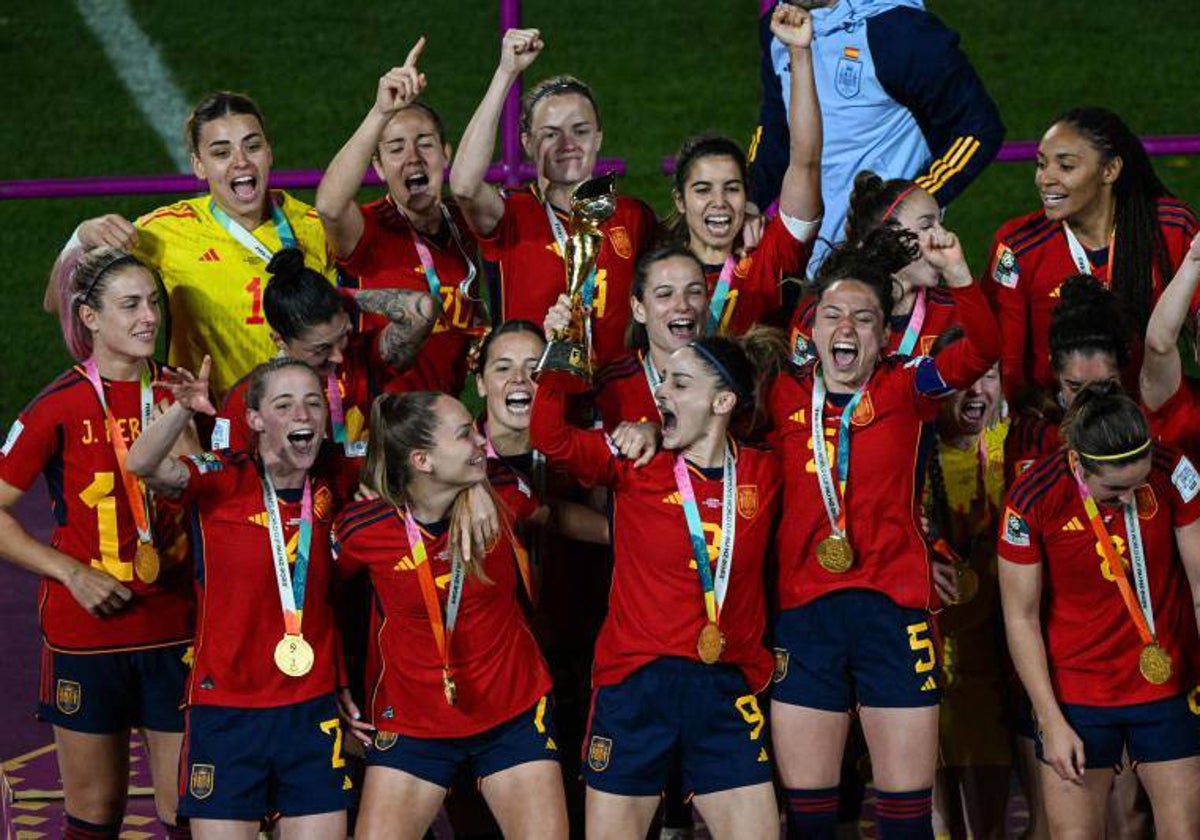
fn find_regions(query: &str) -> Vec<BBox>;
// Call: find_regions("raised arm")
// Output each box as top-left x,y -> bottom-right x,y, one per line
316,38 -> 427,260
1141,232 -> 1200,411
770,4 -> 821,225
922,229 -> 1000,389
353,288 -> 437,370
128,358 -> 215,497
449,28 -> 543,237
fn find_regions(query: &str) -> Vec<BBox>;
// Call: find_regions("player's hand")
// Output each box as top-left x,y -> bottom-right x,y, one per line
354,482 -> 381,502
337,687 -> 375,746
500,28 -> 543,75
156,356 -> 216,416
1039,716 -> 1087,784
931,559 -> 959,605
543,293 -> 574,338
771,3 -> 813,50
374,37 -> 427,116
921,228 -> 972,287
460,483 -> 499,561
612,421 -> 659,468
63,562 -> 133,616
78,215 -> 138,251
739,203 -> 765,257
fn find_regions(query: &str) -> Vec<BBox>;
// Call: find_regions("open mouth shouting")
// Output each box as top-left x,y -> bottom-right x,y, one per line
960,397 -> 988,426
704,212 -> 733,241
404,170 -> 431,197
285,427 -> 319,458
829,339 -> 859,372
666,315 -> 697,343
231,174 -> 258,203
503,387 -> 533,418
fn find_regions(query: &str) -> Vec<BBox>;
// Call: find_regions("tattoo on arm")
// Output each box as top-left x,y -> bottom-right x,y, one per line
357,289 -> 436,370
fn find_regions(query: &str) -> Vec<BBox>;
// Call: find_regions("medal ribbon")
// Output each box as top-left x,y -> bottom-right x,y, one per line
1062,223 -> 1115,281
326,370 -> 347,445
641,350 -> 663,393
403,507 -> 467,676
209,197 -> 297,262
1069,454 -> 1157,646
895,288 -> 928,357
811,370 -> 865,539
262,473 -> 313,636
81,359 -> 153,544
672,447 -> 737,625
706,256 -> 737,335
394,199 -> 488,336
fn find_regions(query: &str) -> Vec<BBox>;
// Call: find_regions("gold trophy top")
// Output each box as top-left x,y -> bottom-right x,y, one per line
569,172 -> 618,234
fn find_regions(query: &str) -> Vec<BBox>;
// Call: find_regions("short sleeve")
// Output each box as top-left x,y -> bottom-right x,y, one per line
0,401 -> 60,492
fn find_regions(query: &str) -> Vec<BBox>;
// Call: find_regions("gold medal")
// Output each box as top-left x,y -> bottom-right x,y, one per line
954,562 -> 979,605
1138,643 -> 1172,685
442,667 -> 458,706
273,633 -> 315,677
696,621 -> 726,665
816,533 -> 854,573
134,541 -> 160,584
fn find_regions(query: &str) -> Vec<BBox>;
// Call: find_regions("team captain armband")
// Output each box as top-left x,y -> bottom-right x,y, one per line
906,356 -> 952,398
187,452 -> 224,474
1001,506 -> 1030,548
992,244 -> 1019,288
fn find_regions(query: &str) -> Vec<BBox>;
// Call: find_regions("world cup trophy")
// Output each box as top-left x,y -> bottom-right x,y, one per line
533,173 -> 618,392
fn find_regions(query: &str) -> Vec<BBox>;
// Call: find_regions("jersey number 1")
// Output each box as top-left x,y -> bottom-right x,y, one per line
245,277 -> 265,325
80,472 -> 133,582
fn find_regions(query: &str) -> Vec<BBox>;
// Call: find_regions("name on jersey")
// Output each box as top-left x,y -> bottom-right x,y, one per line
80,417 -> 140,447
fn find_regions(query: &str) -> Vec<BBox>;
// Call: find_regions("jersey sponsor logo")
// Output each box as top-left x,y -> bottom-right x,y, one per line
992,245 -> 1019,288
1135,484 -> 1158,519
788,408 -> 806,425
198,248 -> 221,262
1,419 -> 23,456
587,736 -> 612,772
55,679 -> 81,715
188,763 -> 215,800
1061,516 -> 1085,532
608,226 -> 632,260
1048,284 -> 1061,299
772,647 -> 789,684
737,485 -> 759,519
1171,456 -> 1200,503
1003,507 -> 1030,547
373,731 -> 398,752
661,491 -> 683,506
188,452 -> 223,474
834,53 -> 862,99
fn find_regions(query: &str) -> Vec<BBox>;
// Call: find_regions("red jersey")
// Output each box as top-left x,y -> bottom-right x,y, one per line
331,483 -> 549,739
594,351 -> 660,432
999,447 -> 1200,706
179,451 -> 342,708
1146,380 -> 1200,463
788,286 -> 960,365
531,382 -> 781,692
704,215 -> 812,335
0,365 -> 194,653
479,187 -> 657,367
338,197 -> 480,395
1004,411 -> 1062,486
768,283 -> 1000,612
986,197 -> 1198,398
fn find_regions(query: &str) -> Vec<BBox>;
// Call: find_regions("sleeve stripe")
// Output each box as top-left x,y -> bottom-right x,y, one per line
917,136 -> 982,196
914,136 -> 969,192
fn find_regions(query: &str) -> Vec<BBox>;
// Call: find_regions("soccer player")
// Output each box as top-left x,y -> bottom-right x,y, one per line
998,383 -> 1200,839
766,225 -> 999,839
670,3 -> 821,337
449,28 -> 657,368
749,0 -> 1004,271
1141,232 -> 1200,457
531,325 -> 785,840
48,92 -> 334,402
127,357 -> 352,838
790,172 -> 963,365
988,107 -> 1198,400
0,249 -> 195,839
316,38 -> 484,396
332,391 -> 568,840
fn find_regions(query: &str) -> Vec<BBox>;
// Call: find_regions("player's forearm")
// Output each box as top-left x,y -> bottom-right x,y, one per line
999,561 -> 1065,727
1146,259 -> 1199,357
778,45 -> 822,223
551,500 -> 610,545
128,402 -> 193,493
316,108 -> 389,257
449,68 -> 514,231
0,507 -> 80,585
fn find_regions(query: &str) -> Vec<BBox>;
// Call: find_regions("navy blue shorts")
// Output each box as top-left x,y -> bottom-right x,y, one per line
179,692 -> 351,821
38,642 -> 189,734
582,657 -> 771,797
772,590 -> 942,711
367,694 -> 559,789
1036,692 -> 1200,769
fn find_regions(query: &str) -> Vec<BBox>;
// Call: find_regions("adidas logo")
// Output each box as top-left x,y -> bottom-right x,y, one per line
247,512 -> 269,527
662,492 -> 682,505
393,556 -> 417,572
199,247 -> 221,262
1062,517 -> 1085,532
546,737 -> 558,751
789,409 -> 806,425
757,748 -> 769,763
920,676 -> 938,692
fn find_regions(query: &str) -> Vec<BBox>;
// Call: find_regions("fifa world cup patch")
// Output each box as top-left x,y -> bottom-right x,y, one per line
187,452 -> 224,474
55,679 -> 81,715
992,245 -> 1020,288
772,648 -> 790,684
587,736 -> 612,772
1002,507 -> 1030,547
373,731 -> 398,752
189,763 -> 215,800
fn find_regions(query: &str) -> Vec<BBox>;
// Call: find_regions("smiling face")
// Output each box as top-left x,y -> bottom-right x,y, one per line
890,187 -> 943,289
655,346 -> 735,451
812,280 -> 887,392
523,92 -> 602,188
1035,122 -> 1120,224
1079,455 -> 1152,507
675,154 -> 747,254
633,255 -> 708,356
941,364 -> 1001,437
247,366 -> 327,473
277,310 -> 352,379
191,113 -> 273,225
475,329 -> 545,435
78,264 -> 161,363
1056,350 -> 1120,409
373,107 -> 449,215
411,395 -> 488,488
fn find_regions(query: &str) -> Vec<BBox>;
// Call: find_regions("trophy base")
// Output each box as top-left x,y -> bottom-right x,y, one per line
534,340 -> 592,394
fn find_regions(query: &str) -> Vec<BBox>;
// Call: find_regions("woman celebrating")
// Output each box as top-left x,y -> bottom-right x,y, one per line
532,322 -> 785,839
316,38 -> 483,396
449,28 -> 657,367
128,358 -> 351,838
670,3 -> 821,337
332,391 -> 567,840
1141,232 -> 1200,456
998,383 -> 1200,839
0,249 -> 194,838
988,106 -> 1198,400
50,91 -> 334,402
767,225 -> 999,839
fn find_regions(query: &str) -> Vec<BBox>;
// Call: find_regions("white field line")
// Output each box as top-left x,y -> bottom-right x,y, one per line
74,0 -> 192,172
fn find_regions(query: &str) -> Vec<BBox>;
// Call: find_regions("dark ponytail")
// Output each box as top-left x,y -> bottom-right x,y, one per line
1060,380 -> 1151,473
844,170 -> 915,242
263,247 -> 343,340
1049,274 -> 1130,372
